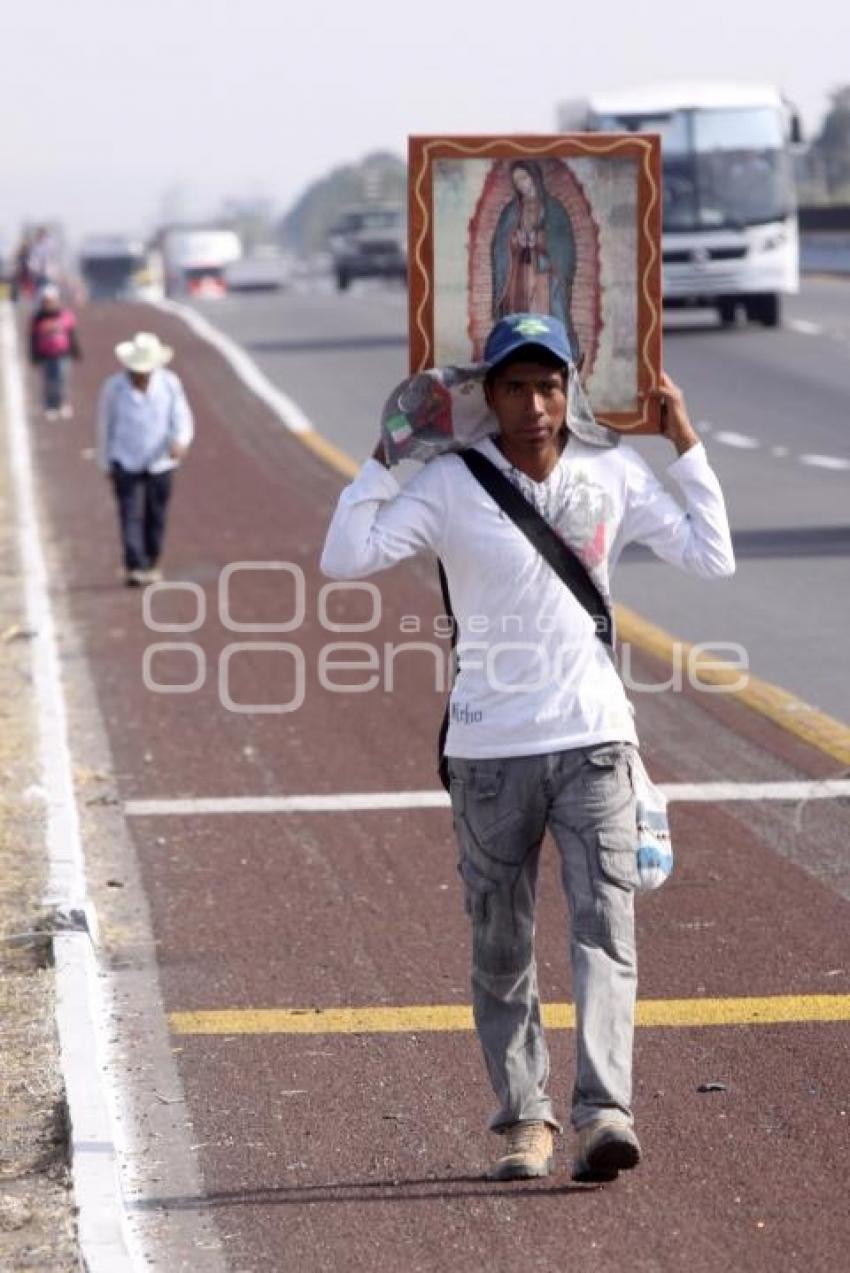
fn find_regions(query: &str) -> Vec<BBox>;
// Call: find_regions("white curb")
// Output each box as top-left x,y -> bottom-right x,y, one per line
1,301 -> 143,1271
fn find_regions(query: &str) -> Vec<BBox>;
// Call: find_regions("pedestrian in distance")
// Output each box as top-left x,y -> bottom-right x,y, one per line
12,233 -> 34,302
97,331 -> 194,587
321,312 -> 735,1184
26,225 -> 59,293
29,284 -> 81,420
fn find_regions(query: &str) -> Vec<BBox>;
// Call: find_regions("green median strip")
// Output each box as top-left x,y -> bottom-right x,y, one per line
169,994 -> 850,1036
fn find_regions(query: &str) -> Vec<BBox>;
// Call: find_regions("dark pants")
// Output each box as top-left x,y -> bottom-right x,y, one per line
111,464 -> 174,571
41,356 -> 69,409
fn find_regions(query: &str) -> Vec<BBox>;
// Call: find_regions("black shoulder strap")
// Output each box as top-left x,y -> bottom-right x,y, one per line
460,448 -> 614,647
436,561 -> 456,793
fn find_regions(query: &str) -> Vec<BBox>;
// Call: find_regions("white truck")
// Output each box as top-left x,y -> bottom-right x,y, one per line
558,82 -> 802,327
160,227 -> 242,298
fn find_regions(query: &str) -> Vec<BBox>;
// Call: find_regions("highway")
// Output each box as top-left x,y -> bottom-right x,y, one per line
189,277 -> 850,723
10,286 -> 850,1272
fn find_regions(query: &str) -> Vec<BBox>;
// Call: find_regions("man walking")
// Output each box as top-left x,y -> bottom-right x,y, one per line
320,313 -> 734,1182
97,331 -> 194,586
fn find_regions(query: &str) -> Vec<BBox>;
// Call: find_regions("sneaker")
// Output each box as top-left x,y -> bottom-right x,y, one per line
125,569 -> 144,588
59,403 -> 74,419
141,566 -> 163,584
489,1120 -> 555,1181
45,408 -> 59,421
572,1119 -> 641,1182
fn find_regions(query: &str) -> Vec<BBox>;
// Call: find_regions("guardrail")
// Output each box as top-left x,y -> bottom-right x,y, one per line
799,205 -> 850,232
799,205 -> 850,275
801,232 -> 850,275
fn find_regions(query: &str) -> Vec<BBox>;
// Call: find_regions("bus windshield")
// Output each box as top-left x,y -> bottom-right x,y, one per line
595,106 -> 794,231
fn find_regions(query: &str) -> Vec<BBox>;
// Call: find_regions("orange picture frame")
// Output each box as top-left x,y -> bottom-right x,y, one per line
408,134 -> 663,433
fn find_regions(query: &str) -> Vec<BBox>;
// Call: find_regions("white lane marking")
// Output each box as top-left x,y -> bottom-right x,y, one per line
789,319 -> 824,336
1,301 -> 142,1268
661,780 -> 850,801
705,428 -> 847,472
153,298 -> 315,434
124,779 -> 850,818
799,453 -> 850,472
713,430 -> 761,450
127,791 -> 451,816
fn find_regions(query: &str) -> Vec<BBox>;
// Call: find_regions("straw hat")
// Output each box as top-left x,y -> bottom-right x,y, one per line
115,331 -> 174,373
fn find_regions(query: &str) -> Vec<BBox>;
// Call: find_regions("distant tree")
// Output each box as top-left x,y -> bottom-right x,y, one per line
279,152 -> 406,256
218,197 -> 277,252
156,183 -> 191,227
815,85 -> 850,196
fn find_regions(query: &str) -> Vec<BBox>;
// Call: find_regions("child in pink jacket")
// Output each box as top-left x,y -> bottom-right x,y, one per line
29,285 -> 82,419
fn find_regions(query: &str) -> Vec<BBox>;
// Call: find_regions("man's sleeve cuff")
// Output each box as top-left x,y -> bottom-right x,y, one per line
667,441 -> 709,482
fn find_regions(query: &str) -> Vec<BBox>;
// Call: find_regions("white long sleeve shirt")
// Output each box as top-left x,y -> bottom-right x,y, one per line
97,369 -> 194,474
321,436 -> 735,759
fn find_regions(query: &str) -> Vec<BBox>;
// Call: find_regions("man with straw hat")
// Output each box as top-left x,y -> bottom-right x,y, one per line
97,331 -> 194,586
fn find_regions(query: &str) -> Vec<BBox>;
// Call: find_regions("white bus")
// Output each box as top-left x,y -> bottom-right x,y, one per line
558,82 -> 802,327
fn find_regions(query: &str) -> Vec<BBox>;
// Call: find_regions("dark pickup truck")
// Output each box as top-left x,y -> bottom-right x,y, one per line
328,205 -> 407,290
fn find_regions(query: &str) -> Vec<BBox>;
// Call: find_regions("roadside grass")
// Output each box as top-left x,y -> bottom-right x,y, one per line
0,430 -> 77,1266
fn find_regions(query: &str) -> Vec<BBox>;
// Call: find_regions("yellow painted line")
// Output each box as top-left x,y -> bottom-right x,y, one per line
169,994 -> 850,1036
615,603 -> 850,767
632,995 -> 850,1028
299,428 -> 360,479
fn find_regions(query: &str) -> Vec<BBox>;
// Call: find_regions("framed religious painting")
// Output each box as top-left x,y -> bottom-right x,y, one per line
408,134 -> 663,433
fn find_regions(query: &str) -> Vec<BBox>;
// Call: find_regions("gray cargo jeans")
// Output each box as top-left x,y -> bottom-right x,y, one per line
447,742 -> 638,1134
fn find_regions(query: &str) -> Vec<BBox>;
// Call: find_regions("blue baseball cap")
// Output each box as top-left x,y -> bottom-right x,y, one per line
483,312 -> 573,369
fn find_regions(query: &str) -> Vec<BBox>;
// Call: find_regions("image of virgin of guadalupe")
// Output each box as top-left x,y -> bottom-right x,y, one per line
491,160 -> 581,360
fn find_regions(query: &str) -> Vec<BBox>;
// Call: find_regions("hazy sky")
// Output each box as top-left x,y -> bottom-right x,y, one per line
2,0 -> 848,247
